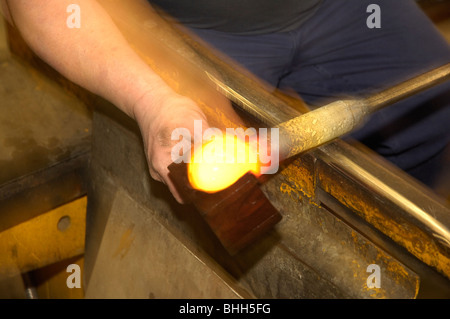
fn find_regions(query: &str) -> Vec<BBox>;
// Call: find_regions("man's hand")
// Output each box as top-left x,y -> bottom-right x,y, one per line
133,88 -> 209,203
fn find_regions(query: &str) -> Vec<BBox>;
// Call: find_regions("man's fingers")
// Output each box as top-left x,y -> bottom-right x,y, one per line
164,177 -> 185,204
149,167 -> 163,183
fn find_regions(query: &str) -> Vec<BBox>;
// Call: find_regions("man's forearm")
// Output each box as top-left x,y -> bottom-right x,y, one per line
4,0 -> 174,119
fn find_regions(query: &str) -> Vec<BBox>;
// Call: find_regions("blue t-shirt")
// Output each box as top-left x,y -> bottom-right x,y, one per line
149,0 -> 323,35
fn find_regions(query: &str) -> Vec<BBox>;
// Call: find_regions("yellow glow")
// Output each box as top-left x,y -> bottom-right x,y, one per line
188,133 -> 260,193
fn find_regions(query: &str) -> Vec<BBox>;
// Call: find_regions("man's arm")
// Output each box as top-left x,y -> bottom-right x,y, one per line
2,0 -> 209,202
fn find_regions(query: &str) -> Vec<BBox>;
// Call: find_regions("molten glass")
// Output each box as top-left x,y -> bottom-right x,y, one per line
188,133 -> 260,193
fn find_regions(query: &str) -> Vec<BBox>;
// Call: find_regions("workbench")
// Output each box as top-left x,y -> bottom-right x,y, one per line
0,28 -> 90,297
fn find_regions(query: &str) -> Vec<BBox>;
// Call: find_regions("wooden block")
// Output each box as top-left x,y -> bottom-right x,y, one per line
168,162 -> 282,255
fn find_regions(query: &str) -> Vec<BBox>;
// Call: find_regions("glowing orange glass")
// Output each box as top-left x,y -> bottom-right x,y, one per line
188,133 -> 260,193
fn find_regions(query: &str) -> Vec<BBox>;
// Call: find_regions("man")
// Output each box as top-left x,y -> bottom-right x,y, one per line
154,0 -> 450,187
2,0 -> 449,201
